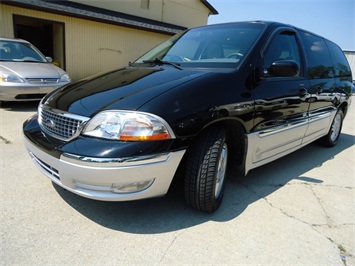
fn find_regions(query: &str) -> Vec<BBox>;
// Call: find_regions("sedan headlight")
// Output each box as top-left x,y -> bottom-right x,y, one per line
0,72 -> 24,83
59,73 -> 71,82
82,111 -> 174,141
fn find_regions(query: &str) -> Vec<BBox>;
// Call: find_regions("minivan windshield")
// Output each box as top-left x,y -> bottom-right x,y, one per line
134,23 -> 266,68
0,40 -> 47,62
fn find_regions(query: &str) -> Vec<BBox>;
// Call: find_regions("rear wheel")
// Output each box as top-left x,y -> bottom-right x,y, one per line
320,109 -> 344,147
184,127 -> 228,213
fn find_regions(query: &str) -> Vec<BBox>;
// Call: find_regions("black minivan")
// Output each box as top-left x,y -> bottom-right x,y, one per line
23,21 -> 353,212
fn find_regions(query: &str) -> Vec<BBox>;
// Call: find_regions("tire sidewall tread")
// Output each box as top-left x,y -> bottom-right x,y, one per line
184,127 -> 227,212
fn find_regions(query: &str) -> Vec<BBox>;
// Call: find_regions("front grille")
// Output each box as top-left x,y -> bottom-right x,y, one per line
27,78 -> 59,84
39,105 -> 89,141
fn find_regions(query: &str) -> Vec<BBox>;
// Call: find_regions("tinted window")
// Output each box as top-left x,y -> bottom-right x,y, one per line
325,40 -> 352,77
263,31 -> 301,77
298,32 -> 334,79
134,23 -> 266,68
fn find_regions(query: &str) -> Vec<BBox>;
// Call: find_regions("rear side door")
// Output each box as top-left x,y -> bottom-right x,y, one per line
250,28 -> 311,166
297,31 -> 337,144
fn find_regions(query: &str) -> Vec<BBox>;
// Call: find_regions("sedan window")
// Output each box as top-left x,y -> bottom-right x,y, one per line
0,41 -> 47,62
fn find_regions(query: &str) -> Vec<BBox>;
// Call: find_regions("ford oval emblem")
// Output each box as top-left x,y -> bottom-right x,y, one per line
44,119 -> 56,129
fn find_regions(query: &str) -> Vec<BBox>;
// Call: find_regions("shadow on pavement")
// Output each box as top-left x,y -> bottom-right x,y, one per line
53,132 -> 354,234
0,101 -> 39,112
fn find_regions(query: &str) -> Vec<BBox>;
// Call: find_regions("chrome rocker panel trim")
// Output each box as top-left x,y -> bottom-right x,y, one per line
244,109 -> 336,175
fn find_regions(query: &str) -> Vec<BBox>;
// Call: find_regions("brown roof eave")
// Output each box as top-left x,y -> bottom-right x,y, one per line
200,0 -> 219,15
1,0 -> 186,35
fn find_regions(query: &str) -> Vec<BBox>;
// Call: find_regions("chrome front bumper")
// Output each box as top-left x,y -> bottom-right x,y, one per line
24,136 -> 185,201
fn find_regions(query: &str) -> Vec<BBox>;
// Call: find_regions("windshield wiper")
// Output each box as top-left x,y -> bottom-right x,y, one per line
143,58 -> 182,70
23,60 -> 42,63
10,59 -> 42,63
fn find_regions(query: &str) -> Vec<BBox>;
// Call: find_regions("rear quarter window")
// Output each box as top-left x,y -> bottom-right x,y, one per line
298,31 -> 334,79
325,40 -> 352,77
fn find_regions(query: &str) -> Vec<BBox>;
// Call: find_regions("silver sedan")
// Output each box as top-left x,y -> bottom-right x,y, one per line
0,37 -> 70,103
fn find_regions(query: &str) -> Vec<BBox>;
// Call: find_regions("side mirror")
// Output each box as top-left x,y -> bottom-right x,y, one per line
269,60 -> 300,77
45,57 -> 53,63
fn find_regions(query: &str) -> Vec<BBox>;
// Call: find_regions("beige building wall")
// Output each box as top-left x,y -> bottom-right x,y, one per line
71,0 -> 212,28
0,4 -> 169,80
162,0 -> 210,27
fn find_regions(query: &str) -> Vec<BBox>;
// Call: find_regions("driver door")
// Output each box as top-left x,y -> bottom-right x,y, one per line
251,29 -> 311,166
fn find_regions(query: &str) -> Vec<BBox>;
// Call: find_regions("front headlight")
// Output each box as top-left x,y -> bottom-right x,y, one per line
59,73 -> 71,82
0,72 -> 24,83
82,111 -> 174,141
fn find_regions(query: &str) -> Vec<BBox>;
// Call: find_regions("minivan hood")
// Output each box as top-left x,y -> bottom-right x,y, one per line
43,67 -> 209,117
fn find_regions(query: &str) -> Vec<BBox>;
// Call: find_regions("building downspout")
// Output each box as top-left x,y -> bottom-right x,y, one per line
161,0 -> 165,22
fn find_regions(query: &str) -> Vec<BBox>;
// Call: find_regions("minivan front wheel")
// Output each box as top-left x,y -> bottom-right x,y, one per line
184,127 -> 228,213
321,109 -> 344,147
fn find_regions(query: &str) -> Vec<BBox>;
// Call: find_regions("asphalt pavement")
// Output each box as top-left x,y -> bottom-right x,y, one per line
1,99 -> 354,266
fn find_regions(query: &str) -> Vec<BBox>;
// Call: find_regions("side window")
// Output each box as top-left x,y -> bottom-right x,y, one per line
298,31 -> 334,79
263,31 -> 301,77
325,40 -> 352,77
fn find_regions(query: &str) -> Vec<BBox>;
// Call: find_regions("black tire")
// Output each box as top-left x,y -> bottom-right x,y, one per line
184,127 -> 228,213
320,109 -> 344,147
